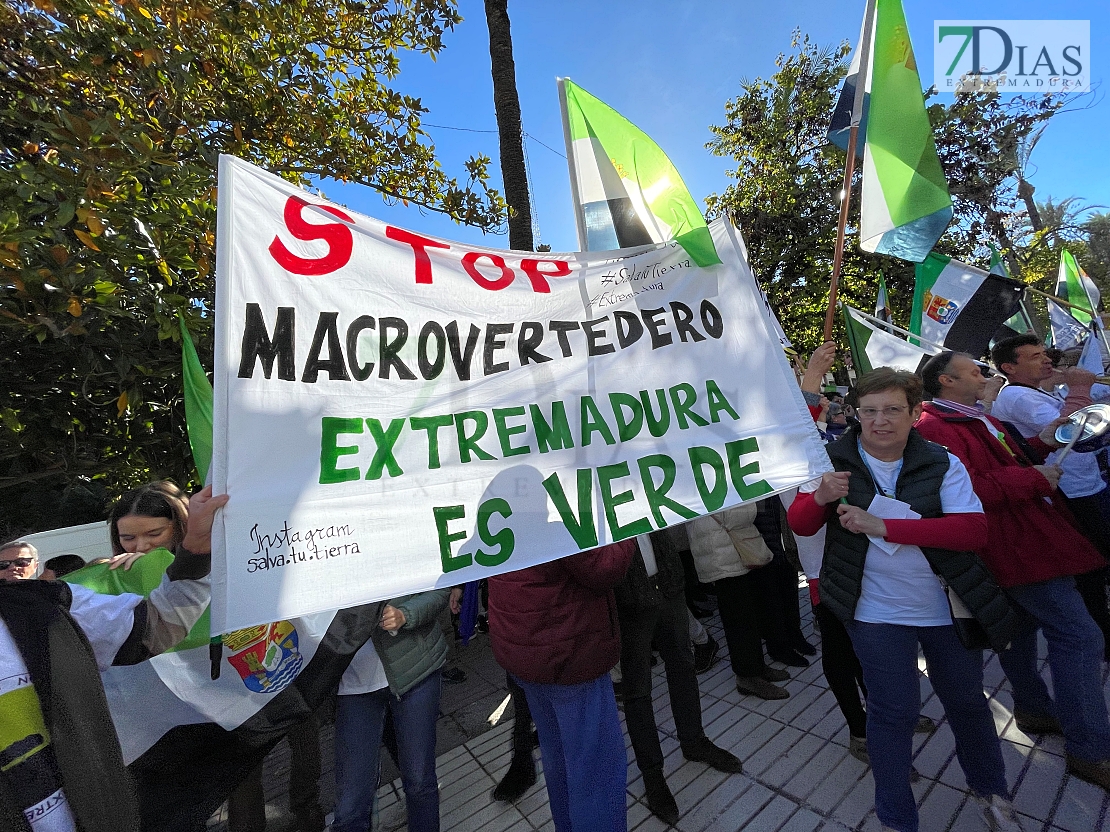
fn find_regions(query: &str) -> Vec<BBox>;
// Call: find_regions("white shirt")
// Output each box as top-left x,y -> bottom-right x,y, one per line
991,384 -> 1105,498
802,449 -> 983,626
1,585 -> 144,832
338,638 -> 388,696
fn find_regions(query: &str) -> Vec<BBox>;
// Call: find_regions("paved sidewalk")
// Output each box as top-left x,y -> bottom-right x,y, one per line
209,589 -> 1110,832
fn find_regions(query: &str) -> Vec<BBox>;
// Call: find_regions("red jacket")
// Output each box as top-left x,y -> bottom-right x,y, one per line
488,541 -> 634,685
916,402 -> 1105,587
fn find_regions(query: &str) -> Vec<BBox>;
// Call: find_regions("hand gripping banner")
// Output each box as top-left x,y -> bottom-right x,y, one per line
211,155 -> 830,632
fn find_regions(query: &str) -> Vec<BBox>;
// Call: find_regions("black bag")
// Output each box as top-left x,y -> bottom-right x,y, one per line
941,582 -> 991,650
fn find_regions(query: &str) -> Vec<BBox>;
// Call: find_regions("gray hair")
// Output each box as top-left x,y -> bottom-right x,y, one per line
0,541 -> 38,560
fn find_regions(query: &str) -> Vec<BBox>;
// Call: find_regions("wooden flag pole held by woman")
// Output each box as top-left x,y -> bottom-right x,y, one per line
824,0 -> 877,343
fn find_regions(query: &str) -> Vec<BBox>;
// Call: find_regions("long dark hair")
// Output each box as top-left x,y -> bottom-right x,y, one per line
108,481 -> 188,555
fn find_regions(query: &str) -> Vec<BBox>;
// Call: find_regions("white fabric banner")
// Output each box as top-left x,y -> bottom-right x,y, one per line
103,612 -> 335,763
211,156 -> 831,633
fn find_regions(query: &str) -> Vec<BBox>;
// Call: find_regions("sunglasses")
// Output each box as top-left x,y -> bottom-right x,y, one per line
0,558 -> 34,570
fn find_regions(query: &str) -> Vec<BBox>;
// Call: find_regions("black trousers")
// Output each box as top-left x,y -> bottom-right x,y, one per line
506,672 -> 533,746
713,572 -> 769,678
814,603 -> 868,738
748,550 -> 805,654
227,713 -> 322,832
618,593 -> 705,773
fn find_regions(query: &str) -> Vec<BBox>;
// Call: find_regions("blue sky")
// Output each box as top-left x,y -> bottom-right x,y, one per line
327,0 -> 1107,254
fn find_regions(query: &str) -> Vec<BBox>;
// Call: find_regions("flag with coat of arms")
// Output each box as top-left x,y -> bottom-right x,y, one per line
844,304 -> 938,374
60,320 -> 378,831
910,251 -> 1024,357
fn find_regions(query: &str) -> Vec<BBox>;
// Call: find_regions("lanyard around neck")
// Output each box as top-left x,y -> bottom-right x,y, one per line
856,440 -> 901,498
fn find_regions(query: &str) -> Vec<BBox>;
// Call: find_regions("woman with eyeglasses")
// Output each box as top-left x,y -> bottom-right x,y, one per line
788,368 -> 1027,832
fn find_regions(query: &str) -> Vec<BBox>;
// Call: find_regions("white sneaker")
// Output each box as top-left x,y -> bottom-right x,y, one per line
980,794 -> 1024,832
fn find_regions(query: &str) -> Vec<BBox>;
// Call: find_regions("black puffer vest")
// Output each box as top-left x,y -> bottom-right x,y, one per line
818,426 -> 1024,652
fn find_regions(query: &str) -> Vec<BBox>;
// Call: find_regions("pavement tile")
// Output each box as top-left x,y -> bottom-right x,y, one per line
769,683 -> 826,726
760,732 -> 827,790
810,707 -> 851,741
787,689 -> 839,733
912,726 -> 957,781
831,775 -> 880,829
782,741 -> 853,802
673,765 -> 731,807
1052,775 -> 1110,832
948,799 -> 990,832
698,782 -> 776,832
745,725 -> 807,778
916,781 -> 968,832
936,752 -> 973,794
668,759 -> 715,794
728,717 -> 787,766
508,781 -> 551,817
774,806 -> 824,832
204,582 -> 1110,832
805,754 -> 870,814
526,799 -> 553,830
633,812 -> 674,832
672,776 -> 755,832
438,764 -> 493,810
1012,747 -> 1067,819
439,787 -> 502,828
625,799 -> 653,830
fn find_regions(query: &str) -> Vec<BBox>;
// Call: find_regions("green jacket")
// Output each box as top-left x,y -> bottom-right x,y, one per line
368,589 -> 450,697
819,427 -> 1024,652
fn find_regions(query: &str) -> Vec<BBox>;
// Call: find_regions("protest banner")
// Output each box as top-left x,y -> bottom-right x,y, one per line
211,155 -> 831,633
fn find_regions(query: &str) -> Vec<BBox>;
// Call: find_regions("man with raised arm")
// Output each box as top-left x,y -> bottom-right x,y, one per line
989,333 -> 1110,652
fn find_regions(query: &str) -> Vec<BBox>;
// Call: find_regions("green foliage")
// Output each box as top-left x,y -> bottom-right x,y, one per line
706,31 -> 1068,361
927,90 -> 1060,261
1087,213 -> 1110,284
0,0 -> 506,533
705,32 -> 913,356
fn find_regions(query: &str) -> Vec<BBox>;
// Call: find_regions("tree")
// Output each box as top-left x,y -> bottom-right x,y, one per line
705,31 -> 1067,358
705,32 -> 909,354
0,0 -> 506,535
1087,213 -> 1110,283
926,90 -> 1061,271
484,0 -> 532,251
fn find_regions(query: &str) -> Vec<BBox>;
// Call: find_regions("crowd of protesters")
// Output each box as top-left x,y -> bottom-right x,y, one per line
6,332 -> 1110,832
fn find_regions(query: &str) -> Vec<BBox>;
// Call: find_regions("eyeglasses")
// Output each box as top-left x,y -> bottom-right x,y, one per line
858,406 -> 909,420
0,558 -> 34,570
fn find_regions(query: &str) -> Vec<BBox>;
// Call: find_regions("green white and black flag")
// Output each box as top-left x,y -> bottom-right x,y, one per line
844,305 -> 938,374
910,252 -> 1024,357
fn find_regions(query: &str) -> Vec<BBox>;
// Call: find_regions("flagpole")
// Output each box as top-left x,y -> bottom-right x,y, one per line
557,77 -> 588,251
1075,254 -> 1110,361
824,0 -> 877,343
1022,283 -> 1102,315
